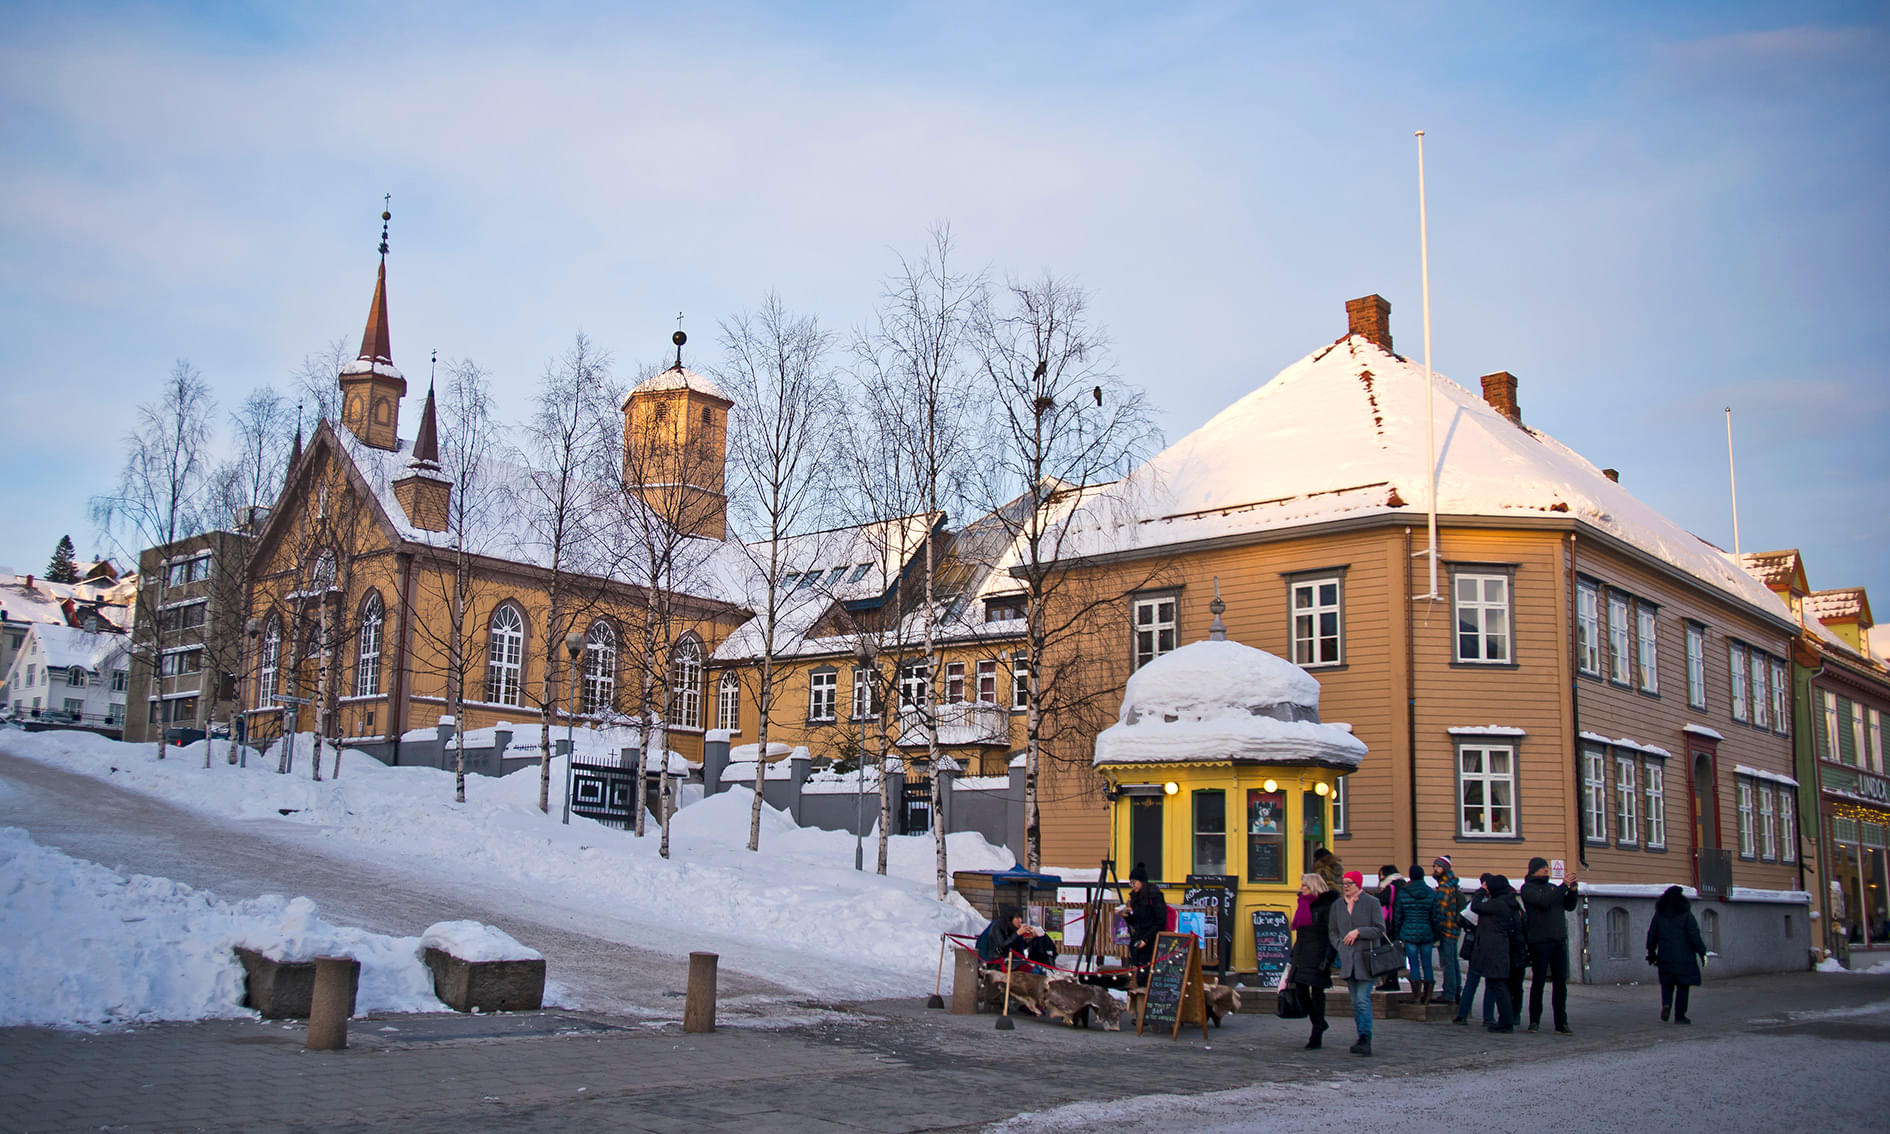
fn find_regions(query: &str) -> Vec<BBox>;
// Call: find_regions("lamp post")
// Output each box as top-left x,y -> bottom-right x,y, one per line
241,617 -> 261,768
560,629 -> 586,825
854,640 -> 876,871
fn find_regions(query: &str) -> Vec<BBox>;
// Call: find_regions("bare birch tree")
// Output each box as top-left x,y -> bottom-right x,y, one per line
719,294 -> 840,852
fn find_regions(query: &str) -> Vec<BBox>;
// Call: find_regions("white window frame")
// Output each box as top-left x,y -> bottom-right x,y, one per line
107,702 -> 125,727
1583,745 -> 1608,844
582,621 -> 616,717
484,605 -> 524,707
1852,703 -> 1868,769
718,671 -> 742,731
808,668 -> 838,723
1686,623 -> 1707,709
258,618 -> 281,708
1759,783 -> 1778,861
67,667 -> 89,688
1737,778 -> 1756,859
944,661 -> 965,705
1870,708 -> 1884,774
1729,642 -> 1749,722
672,639 -> 703,729
1459,741 -> 1518,838
899,660 -> 930,712
1576,580 -> 1601,676
1820,689 -> 1840,761
975,659 -> 998,705
1132,594 -> 1178,671
1332,775 -> 1347,834
354,593 -> 383,699
111,670 -> 127,692
1750,651 -> 1770,730
1011,653 -> 1029,712
1770,658 -> 1789,736
850,666 -> 877,722
1636,604 -> 1658,694
1607,592 -> 1632,684
1452,571 -> 1511,664
1644,759 -> 1666,850
1290,575 -> 1343,667
1780,789 -> 1796,862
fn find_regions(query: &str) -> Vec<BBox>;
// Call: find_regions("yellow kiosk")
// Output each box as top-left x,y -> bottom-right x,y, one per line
1094,611 -> 1365,976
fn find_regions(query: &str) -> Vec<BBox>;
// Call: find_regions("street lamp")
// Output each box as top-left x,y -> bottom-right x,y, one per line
560,628 -> 586,825
241,617 -> 261,769
854,640 -> 876,871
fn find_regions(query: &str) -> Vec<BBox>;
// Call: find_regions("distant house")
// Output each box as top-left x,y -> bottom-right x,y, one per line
0,570 -> 136,710
123,530 -> 253,745
3,621 -> 131,735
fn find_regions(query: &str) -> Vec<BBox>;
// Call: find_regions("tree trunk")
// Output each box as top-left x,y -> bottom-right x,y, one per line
311,603 -> 328,782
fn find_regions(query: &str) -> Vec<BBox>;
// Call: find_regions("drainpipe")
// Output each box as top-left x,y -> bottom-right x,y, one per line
1404,527 -> 1420,867
1569,533 -> 1587,869
390,551 -> 415,766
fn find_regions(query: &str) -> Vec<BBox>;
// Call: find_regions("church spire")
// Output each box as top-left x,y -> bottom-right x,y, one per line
338,199 -> 408,451
356,203 -> 394,367
411,378 -> 440,468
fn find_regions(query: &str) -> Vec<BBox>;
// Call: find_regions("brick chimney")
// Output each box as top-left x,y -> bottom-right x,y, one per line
1480,371 -> 1521,425
1602,468 -> 1619,483
1345,295 -> 1393,353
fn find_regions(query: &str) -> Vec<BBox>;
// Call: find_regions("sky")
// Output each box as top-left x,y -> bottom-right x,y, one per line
1,1 -> 1884,610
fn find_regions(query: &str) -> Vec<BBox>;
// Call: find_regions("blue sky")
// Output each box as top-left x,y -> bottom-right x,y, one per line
1,1 -> 1884,611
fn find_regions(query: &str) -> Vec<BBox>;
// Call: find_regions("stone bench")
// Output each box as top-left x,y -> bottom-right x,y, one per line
422,947 -> 546,1013
234,947 -> 359,1020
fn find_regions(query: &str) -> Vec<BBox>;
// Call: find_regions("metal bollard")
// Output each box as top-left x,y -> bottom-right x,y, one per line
305,955 -> 360,1051
683,951 -> 717,1034
951,948 -> 981,1015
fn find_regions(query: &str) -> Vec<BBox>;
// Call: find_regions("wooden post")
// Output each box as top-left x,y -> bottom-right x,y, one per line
683,951 -> 717,1034
951,947 -> 981,1014
995,958 -> 1016,1030
305,955 -> 359,1051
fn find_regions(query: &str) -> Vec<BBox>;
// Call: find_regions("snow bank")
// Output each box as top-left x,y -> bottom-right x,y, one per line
0,826 -> 446,1027
419,920 -> 542,962
1817,957 -> 1890,975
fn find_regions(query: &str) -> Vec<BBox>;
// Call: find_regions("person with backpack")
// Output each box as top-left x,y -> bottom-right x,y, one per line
1392,864 -> 1438,1003
1646,885 -> 1708,1024
1431,855 -> 1466,1007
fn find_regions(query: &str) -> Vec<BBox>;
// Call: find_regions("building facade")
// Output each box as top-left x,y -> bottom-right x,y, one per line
124,529 -> 252,744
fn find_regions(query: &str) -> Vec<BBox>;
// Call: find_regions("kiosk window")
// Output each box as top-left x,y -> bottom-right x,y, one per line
1130,795 -> 1164,881
1302,792 -> 1327,876
1247,789 -> 1287,883
1193,790 -> 1227,875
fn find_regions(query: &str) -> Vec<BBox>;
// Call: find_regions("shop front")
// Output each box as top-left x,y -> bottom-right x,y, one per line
1822,763 -> 1890,949
1093,630 -> 1364,975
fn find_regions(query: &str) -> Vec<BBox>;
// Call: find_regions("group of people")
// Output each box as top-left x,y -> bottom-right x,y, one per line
1291,852 -> 1710,1055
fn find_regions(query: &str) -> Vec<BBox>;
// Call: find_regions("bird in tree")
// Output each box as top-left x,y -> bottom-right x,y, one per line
45,535 -> 80,584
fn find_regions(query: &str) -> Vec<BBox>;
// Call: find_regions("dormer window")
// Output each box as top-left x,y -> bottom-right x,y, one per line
985,594 -> 1027,623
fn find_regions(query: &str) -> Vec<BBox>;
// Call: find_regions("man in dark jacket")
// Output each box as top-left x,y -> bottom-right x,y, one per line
1519,856 -> 1579,1035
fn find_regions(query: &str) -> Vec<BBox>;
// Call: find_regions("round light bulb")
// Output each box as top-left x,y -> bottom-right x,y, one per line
1315,782 -> 1330,797
1163,781 -> 1179,796
1263,778 -> 1278,793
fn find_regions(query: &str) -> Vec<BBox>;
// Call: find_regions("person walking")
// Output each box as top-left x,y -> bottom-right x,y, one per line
1431,855 -> 1465,1007
1392,864 -> 1438,1003
1374,865 -> 1407,991
1646,885 -> 1708,1024
1290,873 -> 1338,1048
1520,856 -> 1579,1035
1329,870 -> 1387,1056
1121,863 -> 1168,984
1471,874 -> 1522,1032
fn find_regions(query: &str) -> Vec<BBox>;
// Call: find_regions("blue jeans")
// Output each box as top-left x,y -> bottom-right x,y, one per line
1437,938 -> 1461,1001
1455,964 -> 1491,1022
1404,942 -> 1434,983
1345,977 -> 1374,1039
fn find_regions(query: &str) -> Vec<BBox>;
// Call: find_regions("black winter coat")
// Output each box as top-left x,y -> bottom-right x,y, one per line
1646,892 -> 1708,986
1471,878 -> 1525,979
1520,876 -> 1579,943
1291,891 -> 1338,989
1127,887 -> 1168,949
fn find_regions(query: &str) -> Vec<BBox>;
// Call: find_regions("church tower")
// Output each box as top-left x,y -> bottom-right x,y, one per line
622,329 -> 732,541
339,207 -> 406,451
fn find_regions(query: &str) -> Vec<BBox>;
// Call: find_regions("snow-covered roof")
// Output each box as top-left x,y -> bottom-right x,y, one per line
1093,638 -> 1364,769
1737,550 -> 1803,591
627,365 -> 729,403
1054,332 -> 1791,625
1807,588 -> 1870,625
0,574 -> 135,632
20,624 -> 128,673
339,358 -> 404,381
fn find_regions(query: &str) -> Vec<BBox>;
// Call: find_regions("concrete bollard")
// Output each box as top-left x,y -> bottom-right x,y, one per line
683,951 -> 717,1034
951,948 -> 981,1015
305,955 -> 360,1051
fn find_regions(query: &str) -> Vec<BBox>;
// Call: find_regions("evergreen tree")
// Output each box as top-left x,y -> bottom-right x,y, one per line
45,535 -> 80,584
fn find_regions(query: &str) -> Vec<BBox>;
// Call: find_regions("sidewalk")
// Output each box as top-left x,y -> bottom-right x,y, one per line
4,970 -> 1887,1133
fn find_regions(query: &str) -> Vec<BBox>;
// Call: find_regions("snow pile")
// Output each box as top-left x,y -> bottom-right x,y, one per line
1816,957 -> 1890,975
7,730 -> 1000,1000
419,920 -> 542,962
0,826 -> 446,1027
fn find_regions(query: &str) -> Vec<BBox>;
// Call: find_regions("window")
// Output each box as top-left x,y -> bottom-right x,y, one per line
1583,745 -> 1607,844
582,621 -> 616,716
718,671 -> 741,731
107,703 -> 124,727
1132,594 -> 1178,670
68,667 -> 88,687
1459,742 -> 1517,837
1820,690 -> 1840,760
111,670 -> 127,692
1607,592 -> 1632,684
22,665 -> 32,687
1011,653 -> 1029,711
1852,702 -> 1868,768
1636,605 -> 1658,693
62,697 -> 83,718
985,594 -> 1026,623
808,668 -> 838,722
1245,788 -> 1286,882
1729,643 -> 1749,722
944,662 -> 965,704
847,563 -> 871,583
1770,659 -> 1789,736
672,639 -> 702,728
850,667 -> 877,721
1780,790 -> 1796,862
484,605 -> 524,706
1644,760 -> 1666,849
1452,571 -> 1511,663
1576,580 -> 1601,676
1871,708 -> 1885,774
1736,778 -> 1756,859
1605,907 -> 1630,959
1701,908 -> 1720,953
1759,784 -> 1777,861
354,593 -> 383,698
1331,776 -> 1347,834
1615,754 -> 1638,846
1290,576 -> 1343,666
975,660 -> 997,705
1686,623 -> 1707,709
160,650 -> 202,678
1750,651 -> 1769,730
1193,790 -> 1227,876
898,660 -> 930,711
258,617 -> 281,707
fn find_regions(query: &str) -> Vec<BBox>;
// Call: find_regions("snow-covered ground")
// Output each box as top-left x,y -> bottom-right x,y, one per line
0,729 -> 1004,1027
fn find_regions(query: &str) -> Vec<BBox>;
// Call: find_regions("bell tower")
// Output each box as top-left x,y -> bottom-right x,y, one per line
621,328 -> 732,540
338,204 -> 406,451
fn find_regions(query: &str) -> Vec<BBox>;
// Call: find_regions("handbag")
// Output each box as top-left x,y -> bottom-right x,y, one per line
1275,981 -> 1309,1019
1367,933 -> 1404,978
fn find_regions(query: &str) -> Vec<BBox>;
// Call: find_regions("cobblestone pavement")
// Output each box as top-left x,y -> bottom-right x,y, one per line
4,971 -> 1887,1132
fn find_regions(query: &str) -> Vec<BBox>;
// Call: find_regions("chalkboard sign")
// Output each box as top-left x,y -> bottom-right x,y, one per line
1251,908 -> 1292,987
1136,932 -> 1208,1039
1185,874 -> 1235,971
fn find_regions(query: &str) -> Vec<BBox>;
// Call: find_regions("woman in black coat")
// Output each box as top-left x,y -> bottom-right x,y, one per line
1470,875 -> 1521,1032
1646,885 -> 1708,1023
1290,873 -> 1339,1048
1121,863 -> 1169,983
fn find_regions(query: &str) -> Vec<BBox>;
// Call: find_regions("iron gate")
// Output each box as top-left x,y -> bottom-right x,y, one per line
902,777 -> 932,835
